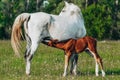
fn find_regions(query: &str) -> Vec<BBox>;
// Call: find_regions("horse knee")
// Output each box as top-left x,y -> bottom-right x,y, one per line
25,54 -> 33,62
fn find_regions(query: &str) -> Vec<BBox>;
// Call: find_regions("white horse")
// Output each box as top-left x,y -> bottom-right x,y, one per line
11,2 -> 86,76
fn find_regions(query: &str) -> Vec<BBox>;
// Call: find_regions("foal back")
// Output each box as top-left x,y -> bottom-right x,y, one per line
75,36 -> 97,53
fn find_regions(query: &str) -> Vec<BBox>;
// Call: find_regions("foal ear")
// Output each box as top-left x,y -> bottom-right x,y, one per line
64,1 -> 69,6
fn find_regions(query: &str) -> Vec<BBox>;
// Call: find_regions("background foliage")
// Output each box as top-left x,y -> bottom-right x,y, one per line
0,0 -> 120,40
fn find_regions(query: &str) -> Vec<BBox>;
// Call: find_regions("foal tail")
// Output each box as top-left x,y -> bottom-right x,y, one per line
11,13 -> 30,57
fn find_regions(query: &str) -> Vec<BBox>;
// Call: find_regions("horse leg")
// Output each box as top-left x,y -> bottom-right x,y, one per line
70,53 -> 78,75
63,51 -> 71,77
24,34 -> 31,59
72,54 -> 78,75
25,41 -> 39,75
70,54 -> 74,74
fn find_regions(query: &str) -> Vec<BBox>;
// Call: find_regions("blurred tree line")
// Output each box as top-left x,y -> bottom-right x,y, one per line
0,0 -> 120,40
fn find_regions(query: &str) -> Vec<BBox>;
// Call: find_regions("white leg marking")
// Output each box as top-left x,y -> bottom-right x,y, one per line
102,70 -> 105,77
88,49 -> 99,76
95,62 -> 99,76
63,55 -> 68,77
26,59 -> 30,75
63,65 -> 67,77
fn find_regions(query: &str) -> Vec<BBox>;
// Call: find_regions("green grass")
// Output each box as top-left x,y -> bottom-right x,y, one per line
0,40 -> 120,80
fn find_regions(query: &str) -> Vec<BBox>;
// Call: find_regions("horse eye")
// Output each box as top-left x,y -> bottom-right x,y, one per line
62,10 -> 66,12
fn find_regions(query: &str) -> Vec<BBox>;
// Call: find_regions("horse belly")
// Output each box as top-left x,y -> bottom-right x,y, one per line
49,23 -> 79,40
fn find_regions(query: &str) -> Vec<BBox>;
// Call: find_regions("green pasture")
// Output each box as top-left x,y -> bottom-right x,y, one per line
0,40 -> 120,80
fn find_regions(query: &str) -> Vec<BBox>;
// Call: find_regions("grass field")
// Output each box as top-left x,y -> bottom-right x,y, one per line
0,40 -> 120,80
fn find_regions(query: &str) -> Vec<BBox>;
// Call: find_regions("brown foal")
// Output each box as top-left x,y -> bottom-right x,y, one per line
43,36 -> 105,77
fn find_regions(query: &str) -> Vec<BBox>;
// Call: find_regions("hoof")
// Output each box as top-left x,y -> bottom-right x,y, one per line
26,72 -> 30,76
70,71 -> 77,76
63,73 -> 67,77
96,74 -> 99,77
102,72 -> 105,77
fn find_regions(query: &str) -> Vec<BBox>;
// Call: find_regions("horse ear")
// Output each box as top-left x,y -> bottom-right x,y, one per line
64,1 -> 69,6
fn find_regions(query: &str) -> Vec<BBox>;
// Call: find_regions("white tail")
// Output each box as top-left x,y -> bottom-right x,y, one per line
11,13 -> 30,57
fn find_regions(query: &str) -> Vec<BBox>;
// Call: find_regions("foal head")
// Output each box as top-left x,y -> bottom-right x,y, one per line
48,39 -> 58,46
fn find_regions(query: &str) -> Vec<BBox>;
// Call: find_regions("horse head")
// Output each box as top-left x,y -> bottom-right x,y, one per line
59,1 -> 82,17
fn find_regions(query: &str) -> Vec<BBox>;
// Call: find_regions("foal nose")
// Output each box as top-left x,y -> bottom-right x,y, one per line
48,41 -> 53,46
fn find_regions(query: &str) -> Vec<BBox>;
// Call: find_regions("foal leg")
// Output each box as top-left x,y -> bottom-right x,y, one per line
88,50 -> 99,76
96,56 -> 105,77
63,52 -> 71,77
25,41 -> 39,75
90,50 -> 105,77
